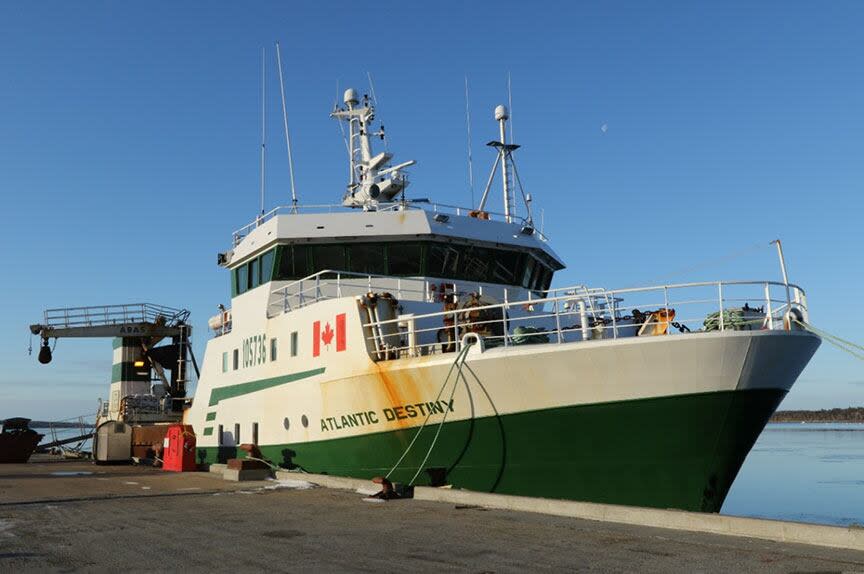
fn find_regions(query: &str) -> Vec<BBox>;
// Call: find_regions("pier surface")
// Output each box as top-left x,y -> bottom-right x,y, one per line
1,457 -> 862,573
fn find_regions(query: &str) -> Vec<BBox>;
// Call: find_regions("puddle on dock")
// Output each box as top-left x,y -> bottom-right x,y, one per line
49,471 -> 93,476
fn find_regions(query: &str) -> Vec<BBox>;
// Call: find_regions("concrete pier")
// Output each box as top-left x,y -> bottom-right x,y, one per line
1,457 -> 862,572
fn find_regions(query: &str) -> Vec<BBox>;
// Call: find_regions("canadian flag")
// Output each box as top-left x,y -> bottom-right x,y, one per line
313,313 -> 347,357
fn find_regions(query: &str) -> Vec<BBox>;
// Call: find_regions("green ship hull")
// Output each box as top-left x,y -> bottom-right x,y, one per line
198,387 -> 784,513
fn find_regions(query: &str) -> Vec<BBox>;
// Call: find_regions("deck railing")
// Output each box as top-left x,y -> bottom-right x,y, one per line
232,201 -> 545,246
359,279 -> 809,360
266,269 -> 562,317
42,303 -> 189,329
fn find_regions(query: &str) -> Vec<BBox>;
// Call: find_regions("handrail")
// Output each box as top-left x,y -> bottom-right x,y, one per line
361,281 -> 807,330
232,201 -> 545,246
267,268 -> 806,316
356,278 -> 810,360
42,303 -> 188,329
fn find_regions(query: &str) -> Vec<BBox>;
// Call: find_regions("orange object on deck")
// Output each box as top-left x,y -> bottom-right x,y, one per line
162,424 -> 197,472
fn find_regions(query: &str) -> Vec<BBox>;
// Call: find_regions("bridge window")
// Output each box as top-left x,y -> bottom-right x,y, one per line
268,240 -> 556,291
428,244 -> 461,278
233,247 -> 278,296
310,244 -> 346,272
221,352 -> 228,373
388,243 -> 424,275
270,338 -> 278,361
260,250 -> 275,284
348,243 -> 386,275
276,244 -> 309,281
290,331 -> 298,357
236,265 -> 249,295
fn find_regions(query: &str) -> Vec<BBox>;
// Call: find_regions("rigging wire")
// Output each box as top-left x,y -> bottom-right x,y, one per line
645,241 -> 768,284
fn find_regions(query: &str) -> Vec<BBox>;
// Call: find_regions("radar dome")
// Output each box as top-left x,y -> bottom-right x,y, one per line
344,88 -> 359,106
494,104 -> 509,121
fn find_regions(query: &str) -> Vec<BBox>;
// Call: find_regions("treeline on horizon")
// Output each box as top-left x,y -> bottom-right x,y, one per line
1,420 -> 84,429
771,407 -> 864,423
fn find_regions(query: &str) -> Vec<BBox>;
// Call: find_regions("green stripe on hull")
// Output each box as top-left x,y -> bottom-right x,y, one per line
197,388 -> 784,512
207,367 -> 325,406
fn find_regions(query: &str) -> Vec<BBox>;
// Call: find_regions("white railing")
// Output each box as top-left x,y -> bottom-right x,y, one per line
266,269 -> 557,317
359,280 -> 810,360
232,201 -> 545,246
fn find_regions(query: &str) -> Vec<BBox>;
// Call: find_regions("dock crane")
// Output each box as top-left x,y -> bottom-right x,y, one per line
29,303 -> 199,421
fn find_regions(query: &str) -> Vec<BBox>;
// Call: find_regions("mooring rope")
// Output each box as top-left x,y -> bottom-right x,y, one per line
407,341 -> 475,486
795,319 -> 864,361
384,342 -> 474,482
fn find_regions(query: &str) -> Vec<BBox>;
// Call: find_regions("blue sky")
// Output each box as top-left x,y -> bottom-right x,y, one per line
1,1 -> 862,420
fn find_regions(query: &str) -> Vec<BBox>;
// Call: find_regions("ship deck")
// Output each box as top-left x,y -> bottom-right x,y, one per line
0,456 -> 862,572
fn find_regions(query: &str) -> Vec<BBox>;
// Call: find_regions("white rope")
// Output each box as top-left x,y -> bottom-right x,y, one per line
384,343 -> 473,480
408,342 -> 473,486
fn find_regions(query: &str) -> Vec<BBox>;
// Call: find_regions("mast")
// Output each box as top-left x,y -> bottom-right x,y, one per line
330,87 -> 415,208
478,104 -> 531,225
496,105 -> 514,222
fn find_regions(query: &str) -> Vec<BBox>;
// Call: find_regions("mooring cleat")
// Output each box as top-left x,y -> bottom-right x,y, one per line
368,476 -> 401,500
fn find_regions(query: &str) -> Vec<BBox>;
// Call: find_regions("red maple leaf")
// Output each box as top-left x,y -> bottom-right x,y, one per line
321,322 -> 334,347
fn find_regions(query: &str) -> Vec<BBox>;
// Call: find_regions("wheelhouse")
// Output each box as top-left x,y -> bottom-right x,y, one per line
231,238 -> 561,297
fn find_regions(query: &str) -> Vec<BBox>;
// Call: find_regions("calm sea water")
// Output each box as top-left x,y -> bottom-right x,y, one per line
722,423 -> 864,526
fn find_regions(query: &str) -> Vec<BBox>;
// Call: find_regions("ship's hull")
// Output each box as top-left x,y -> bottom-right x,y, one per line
0,432 -> 43,464
200,387 -> 783,512
191,303 -> 820,512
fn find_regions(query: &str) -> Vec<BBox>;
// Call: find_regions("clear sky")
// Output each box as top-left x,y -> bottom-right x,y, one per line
1,1 -> 861,420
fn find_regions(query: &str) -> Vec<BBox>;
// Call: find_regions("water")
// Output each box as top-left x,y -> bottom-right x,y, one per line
37,426 -> 93,452
722,423 -> 864,526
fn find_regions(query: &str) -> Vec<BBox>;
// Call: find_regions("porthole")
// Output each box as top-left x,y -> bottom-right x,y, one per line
301,415 -> 309,428
283,417 -> 290,430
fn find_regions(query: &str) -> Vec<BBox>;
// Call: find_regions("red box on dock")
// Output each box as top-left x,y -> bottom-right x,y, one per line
162,424 -> 197,472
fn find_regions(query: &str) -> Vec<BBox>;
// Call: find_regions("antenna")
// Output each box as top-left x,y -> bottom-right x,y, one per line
507,72 -> 515,145
464,75 -> 475,208
275,41 -> 298,210
259,47 -> 266,216
367,72 -> 387,150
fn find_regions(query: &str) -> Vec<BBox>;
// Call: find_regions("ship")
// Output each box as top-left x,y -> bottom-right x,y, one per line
0,418 -> 44,463
178,87 -> 820,513
26,86 -> 820,510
